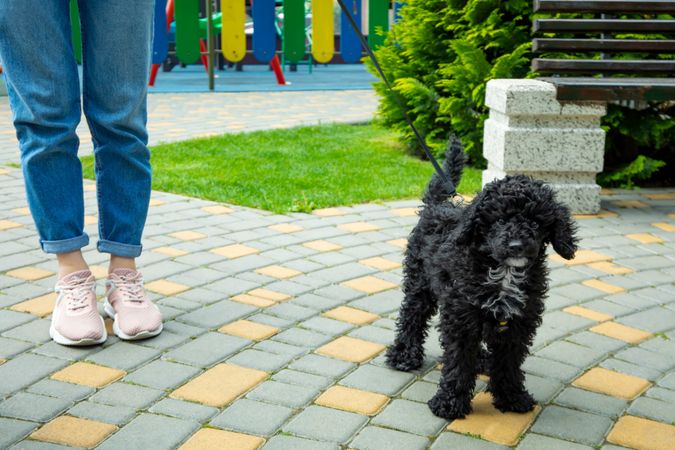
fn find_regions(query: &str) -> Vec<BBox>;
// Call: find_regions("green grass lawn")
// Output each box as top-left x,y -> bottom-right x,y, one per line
81,123 -> 481,213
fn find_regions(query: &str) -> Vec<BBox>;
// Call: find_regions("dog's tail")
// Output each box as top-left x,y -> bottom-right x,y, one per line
422,135 -> 466,205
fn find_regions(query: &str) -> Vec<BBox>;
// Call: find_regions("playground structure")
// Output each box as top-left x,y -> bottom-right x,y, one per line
69,0 -> 399,90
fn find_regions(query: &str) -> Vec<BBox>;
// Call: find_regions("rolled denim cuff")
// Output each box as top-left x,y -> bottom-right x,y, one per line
97,240 -> 143,258
41,233 -> 89,254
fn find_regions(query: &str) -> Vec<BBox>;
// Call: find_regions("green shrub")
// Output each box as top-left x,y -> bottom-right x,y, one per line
367,0 -> 674,185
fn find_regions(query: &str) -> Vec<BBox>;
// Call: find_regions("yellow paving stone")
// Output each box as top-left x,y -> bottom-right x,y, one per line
315,385 -> 389,415
390,207 -> 419,217
202,205 -> 233,215
573,210 -> 618,220
7,266 -> 53,281
11,293 -> 57,317
625,233 -> 665,244
387,238 -> 408,249
590,321 -> 652,344
562,306 -> 613,323
0,168 -> 8,175
303,240 -> 342,252
323,306 -> 379,325
0,358 -> 5,365
316,336 -> 385,363
342,276 -> 397,294
145,280 -> 190,296
84,215 -> 97,225
269,223 -> 303,233
255,265 -> 302,279
152,246 -> 189,257
104,318 -> 114,335
83,184 -> 96,192
582,279 -> 625,294
642,192 -> 675,200
572,367 -> 651,400
211,244 -> 260,259
171,364 -> 267,407
359,257 -> 401,271
448,392 -> 541,446
219,320 -> 279,341
51,362 -> 126,388
600,188 -> 616,195
611,199 -> 649,208
549,249 -> 612,266
337,222 -> 380,233
88,265 -> 109,279
607,415 -> 675,450
587,261 -> 633,275
179,429 -> 264,450
11,207 -> 30,215
248,288 -> 290,302
31,416 -> 117,449
652,222 -> 675,232
170,230 -> 207,241
149,198 -> 165,206
312,207 -> 345,217
231,294 -> 275,308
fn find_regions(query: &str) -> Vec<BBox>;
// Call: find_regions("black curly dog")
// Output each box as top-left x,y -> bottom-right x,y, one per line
386,137 -> 578,420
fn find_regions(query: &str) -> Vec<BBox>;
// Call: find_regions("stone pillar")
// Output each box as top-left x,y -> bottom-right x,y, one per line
482,79 -> 607,214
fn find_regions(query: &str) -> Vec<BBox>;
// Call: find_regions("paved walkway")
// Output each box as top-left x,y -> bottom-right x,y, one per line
1,92 -> 675,450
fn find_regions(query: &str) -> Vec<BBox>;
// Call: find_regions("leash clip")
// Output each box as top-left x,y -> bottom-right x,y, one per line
497,320 -> 509,333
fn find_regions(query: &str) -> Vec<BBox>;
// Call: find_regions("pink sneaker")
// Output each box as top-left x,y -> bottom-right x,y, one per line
50,270 -> 107,346
104,269 -> 162,340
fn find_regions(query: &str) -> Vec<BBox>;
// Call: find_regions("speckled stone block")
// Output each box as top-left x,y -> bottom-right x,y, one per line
482,79 -> 607,214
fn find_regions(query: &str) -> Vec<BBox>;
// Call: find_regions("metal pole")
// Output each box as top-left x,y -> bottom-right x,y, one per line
206,0 -> 215,91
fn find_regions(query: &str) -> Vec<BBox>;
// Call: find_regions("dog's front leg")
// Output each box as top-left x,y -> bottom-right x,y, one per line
428,303 -> 481,420
486,325 -> 536,413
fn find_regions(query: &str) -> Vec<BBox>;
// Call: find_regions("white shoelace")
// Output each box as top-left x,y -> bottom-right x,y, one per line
56,280 -> 96,311
110,273 -> 146,304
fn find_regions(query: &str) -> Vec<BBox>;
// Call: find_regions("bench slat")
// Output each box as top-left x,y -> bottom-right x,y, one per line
533,59 -> 675,73
533,39 -> 675,53
537,77 -> 675,101
534,19 -> 675,33
535,0 -> 675,13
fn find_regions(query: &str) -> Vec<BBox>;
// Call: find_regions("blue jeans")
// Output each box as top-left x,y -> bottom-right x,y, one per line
0,0 -> 154,258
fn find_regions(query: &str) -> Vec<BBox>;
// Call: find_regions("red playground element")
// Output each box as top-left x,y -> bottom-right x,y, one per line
270,55 -> 287,85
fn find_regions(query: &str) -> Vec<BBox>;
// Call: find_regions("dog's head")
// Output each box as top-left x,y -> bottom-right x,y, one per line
456,175 -> 577,267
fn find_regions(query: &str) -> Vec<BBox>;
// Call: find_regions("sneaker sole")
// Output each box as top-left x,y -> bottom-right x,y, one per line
49,316 -> 107,346
103,299 -> 163,341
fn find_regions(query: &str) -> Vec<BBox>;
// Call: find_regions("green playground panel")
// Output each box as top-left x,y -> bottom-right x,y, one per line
283,0 -> 306,63
368,0 -> 389,49
175,0 -> 202,63
69,0 -> 82,63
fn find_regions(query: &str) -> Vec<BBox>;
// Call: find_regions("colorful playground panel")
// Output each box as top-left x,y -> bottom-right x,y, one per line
283,0 -> 306,63
340,0 -> 364,63
175,0 -> 202,64
368,0 -> 389,49
221,0 -> 247,62
252,0 -> 277,63
311,0 -> 334,63
152,0 -> 169,65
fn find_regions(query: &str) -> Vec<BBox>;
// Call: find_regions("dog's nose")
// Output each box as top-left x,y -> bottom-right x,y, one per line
508,240 -> 523,254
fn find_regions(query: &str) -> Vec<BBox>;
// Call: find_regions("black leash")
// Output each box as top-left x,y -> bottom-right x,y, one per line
336,0 -> 456,196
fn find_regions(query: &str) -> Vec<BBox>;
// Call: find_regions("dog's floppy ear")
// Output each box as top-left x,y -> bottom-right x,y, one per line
456,204 -> 477,246
549,204 -> 578,260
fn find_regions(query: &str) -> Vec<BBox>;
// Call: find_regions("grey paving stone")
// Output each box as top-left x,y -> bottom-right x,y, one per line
283,405 -> 368,444
525,373 -> 563,403
300,316 -> 354,336
351,426 -> 430,450
580,299 -> 634,317
247,380 -> 320,408
341,364 -> 415,396
401,381 -> 438,403
617,307 -> 675,333
27,379 -> 94,402
348,325 -> 395,346
658,372 -> 675,389
247,313 -> 293,329
639,336 -> 675,357
0,353 -> 68,396
90,382 -> 164,409
149,398 -> 218,422
9,441 -> 79,450
68,400 -> 137,425
349,291 -> 403,315
289,354 -> 355,378
273,328 -> 332,348
266,302 -> 317,321
542,311 -> 595,332
535,341 -> 604,368
254,339 -> 308,357
0,392 -> 71,422
600,358 -> 663,381
614,347 -> 675,372
262,435 -> 339,450
531,405 -> 613,446
646,386 -> 675,403
565,331 -> 626,353
432,432 -> 507,450
0,337 -> 33,358
135,330 -> 191,351
292,294 -> 345,311
86,342 -> 160,371
371,399 -> 447,436
0,418 -> 38,449
1,318 -> 50,344
0,310 -> 35,333
627,396 -> 675,423
516,434 -> 593,450
163,332 -> 249,367
554,387 -> 627,418
271,369 -> 332,389
210,398 -> 294,436
30,341 -> 100,361
550,284 -> 604,301
96,413 -> 199,450
161,320 -> 205,337
124,360 -> 201,391
227,349 -> 292,372
176,299 -> 256,328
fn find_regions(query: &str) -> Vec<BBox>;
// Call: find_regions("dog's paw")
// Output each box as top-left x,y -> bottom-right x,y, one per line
385,343 -> 424,372
428,392 -> 472,420
493,391 -> 536,414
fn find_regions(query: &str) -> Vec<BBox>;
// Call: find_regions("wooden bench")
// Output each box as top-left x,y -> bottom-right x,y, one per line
532,0 -> 675,102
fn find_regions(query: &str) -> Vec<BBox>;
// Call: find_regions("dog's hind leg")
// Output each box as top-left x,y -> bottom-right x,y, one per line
386,288 -> 437,372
